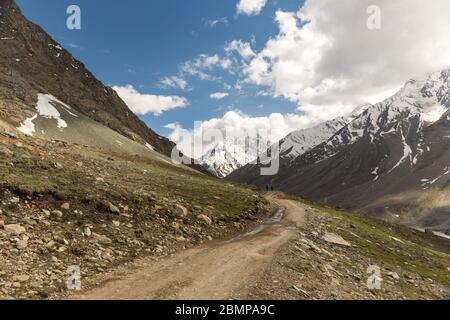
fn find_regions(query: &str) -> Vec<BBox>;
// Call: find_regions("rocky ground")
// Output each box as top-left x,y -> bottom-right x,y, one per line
1,126 -> 449,300
0,128 -> 269,299
244,197 -> 450,300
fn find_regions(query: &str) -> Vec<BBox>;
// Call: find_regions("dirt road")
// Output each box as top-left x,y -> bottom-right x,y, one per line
74,194 -> 307,300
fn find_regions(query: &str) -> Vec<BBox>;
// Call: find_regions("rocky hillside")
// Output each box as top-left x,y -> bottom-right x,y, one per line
229,69 -> 450,233
0,122 -> 268,299
0,0 -> 177,157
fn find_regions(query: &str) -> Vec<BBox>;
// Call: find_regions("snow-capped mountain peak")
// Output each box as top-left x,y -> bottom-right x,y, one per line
202,135 -> 270,178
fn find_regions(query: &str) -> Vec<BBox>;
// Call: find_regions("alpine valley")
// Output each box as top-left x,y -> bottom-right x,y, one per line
229,69 -> 450,235
0,0 -> 449,301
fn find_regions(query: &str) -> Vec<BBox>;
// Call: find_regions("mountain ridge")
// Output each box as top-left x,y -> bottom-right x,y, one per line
229,68 -> 450,233
0,0 -> 179,157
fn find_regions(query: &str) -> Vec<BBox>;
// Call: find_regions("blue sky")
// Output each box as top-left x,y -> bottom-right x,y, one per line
16,0 -> 450,157
16,0 -> 303,137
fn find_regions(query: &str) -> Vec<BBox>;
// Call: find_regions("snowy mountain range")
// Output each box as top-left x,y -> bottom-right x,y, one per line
229,68 -> 450,233
201,135 -> 270,177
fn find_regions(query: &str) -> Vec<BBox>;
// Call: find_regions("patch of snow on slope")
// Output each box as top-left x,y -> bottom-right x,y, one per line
17,115 -> 37,136
388,126 -> 412,173
145,143 -> 155,151
371,167 -> 379,181
421,105 -> 447,123
17,94 -> 78,135
36,94 -> 68,128
422,167 -> 450,189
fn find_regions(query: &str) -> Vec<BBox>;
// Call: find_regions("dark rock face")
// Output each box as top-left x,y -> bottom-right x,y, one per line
0,0 -> 175,156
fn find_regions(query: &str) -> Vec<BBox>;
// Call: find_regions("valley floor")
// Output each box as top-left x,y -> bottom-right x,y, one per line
68,194 -> 450,300
0,129 -> 449,300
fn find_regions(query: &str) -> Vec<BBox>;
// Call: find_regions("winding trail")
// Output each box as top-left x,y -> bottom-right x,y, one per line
74,194 -> 307,300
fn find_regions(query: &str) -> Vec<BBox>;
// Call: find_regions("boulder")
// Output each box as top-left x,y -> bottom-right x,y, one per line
322,233 -> 351,247
108,202 -> 120,214
175,205 -> 188,218
197,214 -> 212,225
51,210 -> 63,220
61,202 -> 70,210
92,233 -> 113,245
16,236 -> 29,250
83,226 -> 92,237
13,275 -> 30,283
4,224 -> 26,236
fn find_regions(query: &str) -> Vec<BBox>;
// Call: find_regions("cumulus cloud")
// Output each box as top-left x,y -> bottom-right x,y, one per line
209,92 -> 229,100
159,76 -> 188,90
166,110 -> 314,159
113,85 -> 188,116
225,40 -> 256,60
242,0 -> 450,122
180,54 -> 233,81
237,0 -> 268,16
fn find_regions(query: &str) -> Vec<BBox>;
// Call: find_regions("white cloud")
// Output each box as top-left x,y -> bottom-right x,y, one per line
166,110 -> 315,159
237,0 -> 267,16
113,85 -> 188,116
206,17 -> 228,28
225,40 -> 256,60
159,76 -> 188,90
210,92 -> 229,100
180,54 -> 233,81
242,0 -> 450,123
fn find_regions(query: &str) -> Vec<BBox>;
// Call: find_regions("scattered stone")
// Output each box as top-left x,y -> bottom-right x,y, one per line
42,209 -> 51,217
291,285 -> 309,297
0,145 -> 13,156
13,275 -> 30,282
197,214 -> 212,225
390,236 -> 404,243
83,226 -> 92,237
10,197 -> 20,204
45,240 -> 56,249
51,210 -> 63,220
3,224 -> 26,236
175,205 -> 188,218
322,233 -> 351,247
61,202 -> 70,210
92,233 -> 112,245
22,217 -> 37,226
387,272 -> 400,280
4,131 -> 17,139
171,222 -> 180,230
0,220 -> 4,229
108,203 -> 120,214
16,236 -> 29,250
112,220 -> 120,227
